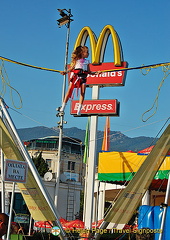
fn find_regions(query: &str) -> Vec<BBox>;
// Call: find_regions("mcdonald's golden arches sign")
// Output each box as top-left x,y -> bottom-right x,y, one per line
73,25 -> 128,87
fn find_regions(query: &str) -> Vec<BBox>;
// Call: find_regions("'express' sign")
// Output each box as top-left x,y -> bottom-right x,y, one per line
71,99 -> 119,116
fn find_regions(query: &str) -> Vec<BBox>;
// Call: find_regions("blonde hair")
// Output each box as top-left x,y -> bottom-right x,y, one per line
70,46 -> 88,67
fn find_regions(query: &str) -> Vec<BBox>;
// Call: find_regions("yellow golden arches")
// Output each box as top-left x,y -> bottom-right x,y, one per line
74,25 -> 122,66
74,26 -> 97,63
95,25 -> 122,66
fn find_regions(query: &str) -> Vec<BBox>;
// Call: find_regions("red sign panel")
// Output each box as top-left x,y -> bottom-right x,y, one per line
68,61 -> 128,87
70,99 -> 119,116
87,62 -> 128,87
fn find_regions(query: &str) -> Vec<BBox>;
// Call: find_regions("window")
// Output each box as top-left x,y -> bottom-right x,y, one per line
14,193 -> 28,214
68,161 -> 75,171
63,144 -> 71,153
46,159 -> 52,168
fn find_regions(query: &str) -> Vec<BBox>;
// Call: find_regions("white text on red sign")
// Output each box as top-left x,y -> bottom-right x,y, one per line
71,99 -> 119,116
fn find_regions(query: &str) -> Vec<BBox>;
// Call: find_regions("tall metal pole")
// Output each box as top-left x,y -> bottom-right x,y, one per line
7,182 -> 15,240
54,9 -> 72,207
84,86 -> 99,229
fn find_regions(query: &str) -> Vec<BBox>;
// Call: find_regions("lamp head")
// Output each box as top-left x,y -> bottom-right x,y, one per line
57,9 -> 67,17
57,9 -> 73,27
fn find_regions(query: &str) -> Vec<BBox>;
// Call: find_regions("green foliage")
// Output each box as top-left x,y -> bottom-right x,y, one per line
32,152 -> 49,177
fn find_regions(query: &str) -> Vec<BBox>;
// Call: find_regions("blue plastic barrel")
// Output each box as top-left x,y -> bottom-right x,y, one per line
138,205 -> 154,229
153,206 -> 163,240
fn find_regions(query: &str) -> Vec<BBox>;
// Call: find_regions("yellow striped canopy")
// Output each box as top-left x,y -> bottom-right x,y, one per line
98,151 -> 170,182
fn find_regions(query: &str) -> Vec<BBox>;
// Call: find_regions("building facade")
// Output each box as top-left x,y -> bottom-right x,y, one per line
25,136 -> 84,220
0,135 -> 84,223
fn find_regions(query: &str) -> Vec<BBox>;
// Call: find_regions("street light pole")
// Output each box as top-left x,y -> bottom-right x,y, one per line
61,10 -> 71,101
54,9 -> 73,207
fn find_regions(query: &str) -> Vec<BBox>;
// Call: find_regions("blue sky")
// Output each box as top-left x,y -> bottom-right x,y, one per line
0,0 -> 170,138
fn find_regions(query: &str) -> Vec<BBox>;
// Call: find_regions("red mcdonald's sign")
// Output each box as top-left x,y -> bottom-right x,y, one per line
86,62 -> 127,87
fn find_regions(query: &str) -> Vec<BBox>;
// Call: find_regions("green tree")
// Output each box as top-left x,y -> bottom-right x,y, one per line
32,152 -> 49,177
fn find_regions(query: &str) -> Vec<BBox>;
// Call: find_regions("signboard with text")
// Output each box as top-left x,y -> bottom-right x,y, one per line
5,159 -> 28,183
68,61 -> 128,87
14,213 -> 30,223
86,62 -> 128,87
71,99 -> 119,116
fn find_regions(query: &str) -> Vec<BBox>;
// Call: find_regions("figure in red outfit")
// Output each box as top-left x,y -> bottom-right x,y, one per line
0,213 -> 9,240
60,46 -> 100,115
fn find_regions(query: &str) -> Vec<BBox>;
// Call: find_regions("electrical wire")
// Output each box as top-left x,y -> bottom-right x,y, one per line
9,106 -> 84,145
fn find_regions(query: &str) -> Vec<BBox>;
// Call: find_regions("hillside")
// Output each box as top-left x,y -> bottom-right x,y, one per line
17,126 -> 157,153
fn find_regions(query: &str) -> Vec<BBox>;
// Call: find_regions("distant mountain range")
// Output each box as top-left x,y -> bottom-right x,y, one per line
17,126 -> 157,153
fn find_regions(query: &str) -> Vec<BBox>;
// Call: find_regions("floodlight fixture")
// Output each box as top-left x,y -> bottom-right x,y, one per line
57,9 -> 73,27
